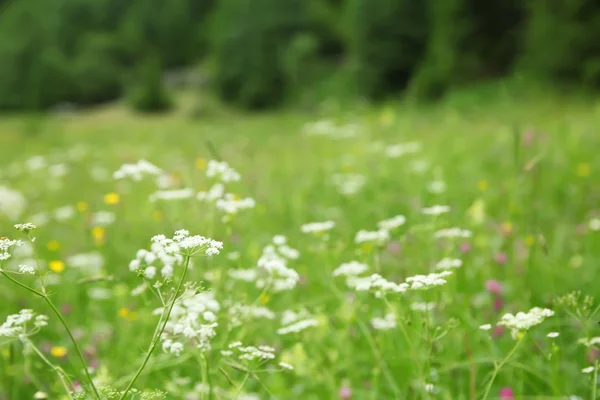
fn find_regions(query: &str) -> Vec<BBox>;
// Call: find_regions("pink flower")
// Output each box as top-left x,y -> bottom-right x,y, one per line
485,280 -> 503,295
60,303 -> 72,315
494,252 -> 507,265
499,386 -> 514,399
339,386 -> 352,400
587,347 -> 599,363
460,242 -> 471,254
492,325 -> 505,339
493,297 -> 504,312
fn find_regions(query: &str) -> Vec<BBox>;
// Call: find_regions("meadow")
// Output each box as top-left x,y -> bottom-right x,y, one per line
1,86 -> 600,399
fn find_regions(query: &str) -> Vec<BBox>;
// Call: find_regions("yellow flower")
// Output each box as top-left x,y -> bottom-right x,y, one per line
76,201 -> 88,212
361,243 -> 373,254
118,308 -> 130,318
47,240 -> 60,252
576,162 -> 590,177
103,192 -> 120,205
153,210 -> 163,222
501,221 -> 513,236
515,332 -> 525,341
50,346 -> 67,358
259,293 -> 270,305
91,227 -> 105,245
477,180 -> 488,192
195,157 -> 207,170
525,235 -> 536,247
49,260 -> 65,273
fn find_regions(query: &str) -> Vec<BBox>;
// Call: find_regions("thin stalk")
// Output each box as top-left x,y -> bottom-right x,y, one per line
201,355 -> 209,400
234,372 -> 250,399
592,361 -> 598,400
118,255 -> 191,400
481,335 -> 525,400
1,271 -> 101,400
25,339 -> 74,400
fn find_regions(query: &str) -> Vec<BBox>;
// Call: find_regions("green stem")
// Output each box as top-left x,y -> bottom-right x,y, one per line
1,271 -> 101,400
592,361 -> 598,400
234,371 -> 250,399
201,354 -> 209,400
481,335 -> 525,400
25,339 -> 74,400
118,255 -> 191,400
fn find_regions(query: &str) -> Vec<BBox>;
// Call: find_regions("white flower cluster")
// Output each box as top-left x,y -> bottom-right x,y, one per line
277,318 -> 319,335
332,261 -> 368,277
222,341 -> 276,363
435,257 -> 463,270
18,264 -> 35,275
149,188 -> 195,203
113,159 -> 162,181
589,218 -> 600,231
434,227 -> 472,239
354,229 -> 389,245
497,307 -> 555,339
91,211 -> 116,227
405,271 -> 453,290
256,236 -> 300,292
129,240 -> 185,280
66,252 -> 104,275
303,120 -> 360,139
377,215 -> 406,231
371,313 -> 397,330
0,309 -> 48,338
228,268 -> 257,282
215,194 -> 256,215
422,205 -> 451,216
152,230 -> 223,257
331,173 -> 366,195
0,237 -> 24,261
206,160 -> 240,183
300,220 -> 335,234
228,304 -> 275,327
577,337 -> 600,347
347,274 -> 409,297
14,223 -> 37,234
384,142 -> 422,158
160,291 -> 220,356
0,185 -> 26,221
411,302 -> 436,312
54,205 -> 75,222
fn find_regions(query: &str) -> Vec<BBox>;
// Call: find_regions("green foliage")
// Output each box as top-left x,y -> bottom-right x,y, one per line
211,0 -> 309,109
348,0 -> 429,100
127,55 -> 173,113
520,0 -> 600,87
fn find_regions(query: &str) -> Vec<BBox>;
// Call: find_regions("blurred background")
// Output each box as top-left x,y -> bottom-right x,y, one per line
0,0 -> 598,115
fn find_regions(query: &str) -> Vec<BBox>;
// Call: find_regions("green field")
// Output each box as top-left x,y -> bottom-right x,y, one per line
1,88 -> 600,399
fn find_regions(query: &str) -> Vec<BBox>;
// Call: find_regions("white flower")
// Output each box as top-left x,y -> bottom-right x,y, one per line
33,392 -> 48,399
0,186 -> 26,221
272,235 -> 287,246
228,268 -> 257,282
589,218 -> 600,232
377,215 -> 406,231
333,261 -> 369,277
405,271 -> 453,290
206,160 -> 240,183
151,230 -> 223,257
0,309 -> 47,338
301,221 -> 335,234
53,206 -> 75,222
354,229 -> 389,245
331,173 -> 365,195
434,228 -> 472,239
277,318 -> 319,335
435,258 -> 462,270
66,252 -> 104,275
14,223 -> 37,233
422,205 -> 451,216
497,307 -> 555,339
279,362 -> 294,371
410,302 -> 436,312
577,337 -> 600,347
371,313 -> 396,330
347,274 -> 408,297
48,163 -> 68,178
144,266 -> 157,279
0,238 -> 24,261
427,181 -> 447,194
384,142 -> 422,158
18,265 -> 35,275
91,211 -> 116,226
479,324 -> 492,331
197,183 -> 226,202
229,304 -> 275,327
215,194 -> 256,215
547,332 -> 559,338
113,159 -> 162,181
582,366 -> 595,374
149,188 -> 194,203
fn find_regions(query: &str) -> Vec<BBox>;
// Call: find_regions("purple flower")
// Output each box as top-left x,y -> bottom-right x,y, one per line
485,280 -> 503,295
499,387 -> 514,399
339,386 -> 352,400
493,297 -> 504,312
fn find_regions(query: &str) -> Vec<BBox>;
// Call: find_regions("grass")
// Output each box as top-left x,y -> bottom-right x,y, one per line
1,85 -> 600,399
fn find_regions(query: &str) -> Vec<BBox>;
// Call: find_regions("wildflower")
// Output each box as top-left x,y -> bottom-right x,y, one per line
149,188 -> 195,203
195,157 -> 207,170
229,304 -> 275,327
405,271 -> 453,290
333,261 -> 368,277
485,280 -> 503,295
14,223 -> 37,234
118,308 -> 130,318
66,252 -> 104,275
428,180 -> 447,194
0,237 -> 24,261
279,362 -> 294,371
331,173 -> 366,195
582,366 -> 595,374
370,313 -> 396,330
0,310 -> 48,338
354,229 -> 389,245
47,240 -> 60,252
33,392 -> 48,399
255,238 -> 300,292
424,383 -> 435,393
377,215 -> 406,231
339,385 -> 352,400
587,348 -> 599,363
494,252 -> 508,265
113,159 -> 162,181
525,235 -> 536,247
494,297 -> 504,312
277,318 -> 319,335
215,194 -> 256,215
76,201 -> 88,212
0,185 -> 27,221
91,227 -> 105,245
151,230 -> 223,257
18,264 -> 35,275
478,180 -> 488,192
103,192 -> 120,205
500,221 -> 513,236
589,218 -> 600,232
497,307 -> 555,339
49,260 -> 65,273
206,160 -> 241,182
301,220 -> 335,234
410,302 -> 435,312
434,227 -> 472,239
435,257 -> 462,270
479,324 -> 492,331
422,205 -> 450,216
460,242 -> 471,253
547,332 -> 559,338
347,274 -> 408,297
53,206 -> 75,222
91,211 -> 115,226
384,141 -> 421,158
499,387 -> 515,400
50,346 -> 68,358
578,337 -> 600,347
